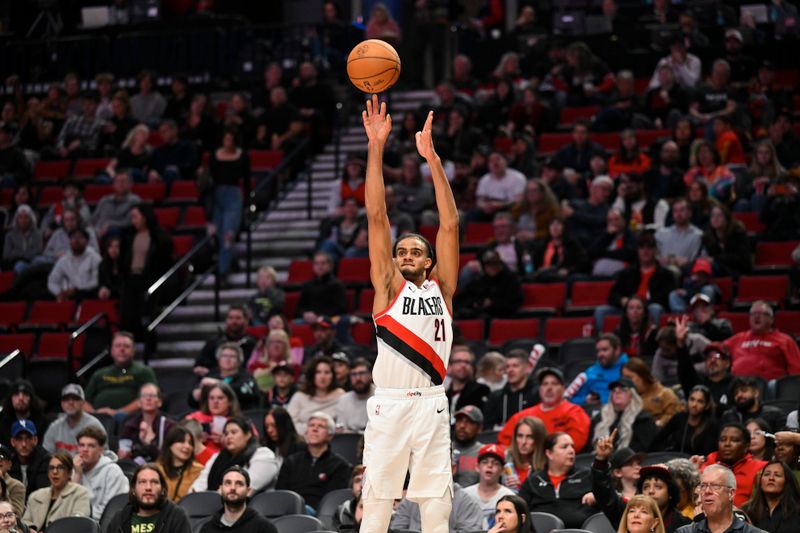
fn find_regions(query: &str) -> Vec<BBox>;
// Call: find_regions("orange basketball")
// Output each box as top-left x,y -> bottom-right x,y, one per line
347,39 -> 401,94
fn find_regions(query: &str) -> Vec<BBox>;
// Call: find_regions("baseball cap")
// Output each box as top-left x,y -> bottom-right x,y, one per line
271,361 -> 295,375
478,443 -> 506,463
0,444 -> 12,461
312,316 -> 334,329
454,405 -> 484,425
11,419 -> 37,438
481,249 -> 503,266
725,29 -> 743,42
536,367 -> 565,385
61,383 -> 85,400
610,447 -> 645,469
331,352 -> 351,366
690,293 -> 712,307
10,379 -> 34,396
703,342 -> 729,360
691,258 -> 712,276
608,377 -> 635,390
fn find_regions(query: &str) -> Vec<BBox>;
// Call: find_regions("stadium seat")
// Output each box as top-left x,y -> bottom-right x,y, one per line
351,322 -> 376,346
718,312 -> 749,334
775,311 -> 800,337
775,375 -> 800,401
520,283 -> 566,315
714,277 -> 733,309
581,513 -> 615,533
636,129 -> 671,149
344,289 -> 356,313
0,302 -> 26,331
179,206 -> 208,231
559,338 -> 598,366
26,358 -> 71,408
357,288 -> 375,314
316,488 -> 352,529
0,333 -> 35,357
46,516 -> 100,533
337,257 -> 371,285
330,433 -> 361,464
559,106 -> 600,126
754,241 -> 799,270
287,260 -> 314,284
76,299 -> 119,327
132,182 -> 166,203
99,493 -> 128,533
250,490 -> 305,519
172,235 -> 195,258
22,301 -> 76,330
564,359 -> 594,383
273,515 -> 324,533
537,133 -> 572,155
658,313 -> 682,327
417,225 -> 437,244
167,180 -> 199,203
455,319 -> 485,341
245,325 -> 267,339
530,513 -> 565,533
0,272 -> 14,296
732,212 -> 765,234
249,149 -> 284,172
83,184 -> 114,205
289,323 -> 315,345
601,314 -> 621,333
642,451 -> 690,466
33,160 -> 70,183
283,292 -> 300,319
178,491 -> 223,521
154,207 -> 180,231
36,332 -> 70,358
72,158 -> 111,180
463,223 -> 494,245
37,186 -> 63,206
488,319 -> 539,346
567,281 -> 613,313
544,317 -> 594,347
733,275 -> 788,308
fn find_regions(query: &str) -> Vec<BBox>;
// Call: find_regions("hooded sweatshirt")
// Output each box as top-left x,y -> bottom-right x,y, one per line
106,500 -> 191,533
79,452 -> 130,518
199,507 -> 278,533
47,247 -> 101,296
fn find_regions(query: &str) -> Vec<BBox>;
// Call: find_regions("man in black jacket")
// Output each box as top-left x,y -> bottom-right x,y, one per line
107,463 -> 191,533
483,349 -> 539,430
594,231 -> 676,331
720,376 -> 786,432
8,420 -> 49,497
445,346 -> 491,413
193,306 -> 257,377
200,466 -> 278,533
454,250 -> 523,319
296,251 -> 347,322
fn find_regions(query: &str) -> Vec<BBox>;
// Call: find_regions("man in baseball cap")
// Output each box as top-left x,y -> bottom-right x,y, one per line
0,443 -> 25,515
462,443 -> 514,529
41,384 -> 108,454
453,406 -> 484,486
268,361 -> 297,407
9,419 -> 50,495
0,379 -> 48,446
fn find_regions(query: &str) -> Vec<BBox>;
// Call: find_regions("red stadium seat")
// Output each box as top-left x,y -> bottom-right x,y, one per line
567,281 -> 614,312
455,319 -> 485,341
537,133 -> 572,155
754,241 -> 799,269
0,272 -> 15,296
714,277 -> 734,309
289,323 -> 315,345
775,311 -> 800,337
168,181 -> 199,202
0,302 -> 27,330
417,225 -> 438,245
148,130 -> 163,147
287,260 -> 314,284
593,133 -> 619,151
718,312 -> 749,334
357,289 -> 375,314
72,158 -> 111,180
0,333 -> 35,357
171,236 -> 194,258
602,314 -> 621,333
154,207 -> 180,231
734,275 -> 789,307
249,150 -> 283,172
338,258 -> 371,284
352,322 -> 376,345
23,301 -> 76,329
520,283 -> 566,314
76,300 -> 119,327
544,317 -> 594,346
179,206 -> 207,230
559,106 -> 600,126
283,292 -> 300,319
37,187 -> 63,206
345,289 -> 356,312
732,212 -> 765,234
33,160 -> 70,182
36,332 -> 70,358
245,325 -> 267,339
132,183 -> 166,203
659,313 -> 682,327
463,223 -> 494,245
83,184 -> 114,205
488,319 -> 539,345
636,129 -> 671,149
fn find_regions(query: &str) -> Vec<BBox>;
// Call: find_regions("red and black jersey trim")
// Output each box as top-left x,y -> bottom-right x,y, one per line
374,314 -> 447,385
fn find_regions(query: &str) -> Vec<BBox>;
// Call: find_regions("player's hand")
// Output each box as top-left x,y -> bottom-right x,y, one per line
362,94 -> 392,146
415,111 -> 438,161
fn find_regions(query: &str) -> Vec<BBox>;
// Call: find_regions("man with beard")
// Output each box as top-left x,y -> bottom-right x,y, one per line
200,466 -> 277,533
335,358 -> 375,433
193,306 -> 257,377
446,346 -> 491,412
483,349 -> 539,430
0,379 -> 48,446
720,376 -> 785,432
452,406 -> 484,487
46,228 -> 101,301
107,463 -> 191,533
643,141 -> 686,201
8,420 -> 50,497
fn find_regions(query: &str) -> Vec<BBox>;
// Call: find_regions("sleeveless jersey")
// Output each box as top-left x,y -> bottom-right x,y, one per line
372,278 -> 453,389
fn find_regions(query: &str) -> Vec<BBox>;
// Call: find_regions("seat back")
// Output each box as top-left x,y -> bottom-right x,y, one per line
330,433 -> 361,465
250,490 -> 306,518
46,516 -> 100,533
776,375 -> 800,401
488,319 -> 539,346
273,515 -> 324,533
316,488 -> 353,529
580,513 -> 615,533
100,493 -> 129,533
530,512 -> 565,533
544,317 -> 594,346
559,338 -> 598,366
177,491 -> 223,520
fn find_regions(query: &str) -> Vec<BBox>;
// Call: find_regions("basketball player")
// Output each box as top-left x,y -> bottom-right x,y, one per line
360,94 -> 459,533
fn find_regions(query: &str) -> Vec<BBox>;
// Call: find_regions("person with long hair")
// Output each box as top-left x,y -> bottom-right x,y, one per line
97,234 -> 123,300
686,180 -> 715,230
184,382 -> 242,456
262,407 -> 305,468
746,419 -> 775,462
189,343 -> 260,411
622,358 -> 682,426
746,140 -> 787,213
773,431 -> 800,483
615,296 -> 659,359
608,130 -> 652,179
286,355 -> 344,434
531,216 -> 589,281
742,461 -> 800,533
666,458 -> 701,519
503,417 -> 547,492
702,203 -> 752,277
617,494 -> 666,533
488,494 -> 534,533
555,41 -> 615,106
156,425 -> 203,502
655,385 -> 719,456
191,416 -> 278,493
683,141 -> 736,203
247,329 -> 294,392
22,451 -> 91,531
512,179 -> 560,244
105,123 -> 151,181
519,432 -> 594,528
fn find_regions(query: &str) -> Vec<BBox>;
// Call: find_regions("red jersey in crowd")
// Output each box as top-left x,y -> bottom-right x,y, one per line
723,328 -> 800,381
497,400 -> 591,453
701,452 -> 767,507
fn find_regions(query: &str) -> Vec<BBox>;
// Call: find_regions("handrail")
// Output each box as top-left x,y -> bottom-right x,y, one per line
147,234 -> 213,297
69,311 -> 111,379
76,349 -> 109,380
0,349 -> 21,371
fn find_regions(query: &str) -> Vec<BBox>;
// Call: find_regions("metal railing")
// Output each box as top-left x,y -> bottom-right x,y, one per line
68,311 -> 113,379
0,349 -> 23,380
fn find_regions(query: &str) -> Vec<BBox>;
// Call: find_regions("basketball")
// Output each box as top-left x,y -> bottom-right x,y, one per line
347,39 -> 401,94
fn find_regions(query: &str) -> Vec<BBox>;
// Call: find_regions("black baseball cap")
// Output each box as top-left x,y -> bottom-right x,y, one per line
610,447 -> 645,469
536,367 -> 565,385
608,377 -> 635,390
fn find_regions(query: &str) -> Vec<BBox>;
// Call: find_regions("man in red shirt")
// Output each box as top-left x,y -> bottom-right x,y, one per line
723,300 -> 800,381
713,115 -> 745,165
497,368 -> 591,453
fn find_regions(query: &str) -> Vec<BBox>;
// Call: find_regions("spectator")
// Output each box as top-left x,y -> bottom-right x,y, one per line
190,343 -> 259,411
0,445 -> 24,516
519,432 -> 594,528
702,204 -> 752,277
594,71 -> 645,132
450,406 -> 484,487
591,377 -> 659,452
677,317 -> 734,417
688,294 -> 733,342
184,382 -> 243,457
655,385 -> 719,456
745,140 -> 786,213
682,142 -> 736,205
742,460 -> 800,533
461,213 -> 528,282
618,495 -> 668,533
275,411 -> 351,510
21,451 -> 91,531
288,62 -> 334,152
296,252 -> 347,323
476,352 -> 507,393
639,0 -> 678,24
668,258 -> 719,313
760,178 -> 800,242
210,127 -> 249,278
327,154 -> 366,216
612,173 -> 670,232
722,30 -> 757,87
566,334 -> 629,406
156,425 -> 203,503
335,358 -> 375,433
42,384 -> 107,454
455,249 -> 523,319
713,116 -> 745,166
445,346 -> 491,413
117,383 -> 176,463
608,130 -> 652,178
685,181 -> 715,230
0,122 -> 29,185
106,123 -> 151,181
163,75 -> 191,123
540,157 -> 575,202
194,306 -> 257,377
99,91 -> 137,152
498,367 -> 591,453
260,86 -> 304,150
554,120 -> 606,175
8,420 -> 50,496
38,207 -> 99,265
262,407 -> 305,469
333,464 -> 365,531
645,66 -> 689,130
40,181 -> 92,239
0,379 -> 48,446
596,233 -> 675,331
697,422 -> 768,507
564,175 -> 614,248
317,198 -> 367,261
615,296 -> 658,359
554,42 -> 615,106
84,331 -> 157,419
46,228 -> 101,301
644,142 -> 686,201
622,358 -> 682,427
530,217 -> 589,282
393,156 -> 437,224
463,445 -> 515,530
245,266 -> 285,326
720,377 -> 786,433
365,3 -> 401,44
655,198 -> 703,275
106,463 -> 191,533
508,87 -> 553,137
181,94 -> 217,152
2,204 -> 42,274
304,315 -> 349,361
55,91 -> 104,158
502,417 -> 547,493
483,350 -> 539,430
147,119 -> 199,182
471,151 -> 527,223
72,426 -> 130,518
247,330 -> 293,394
666,458 -> 702,519
287,355 -> 344,434
199,465 -> 278,533
588,207 -> 637,278
768,113 -> 800,170
649,39 -> 701,90
98,235 -> 123,300
746,419 -> 774,462
130,71 -> 166,125
689,60 -> 736,134
723,301 -> 800,381
91,171 -> 141,239
191,417 -> 278,493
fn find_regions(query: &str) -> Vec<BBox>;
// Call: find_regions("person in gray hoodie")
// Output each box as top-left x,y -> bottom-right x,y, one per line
71,425 -> 129,518
2,204 -> 43,274
37,208 -> 99,266
47,227 -> 102,301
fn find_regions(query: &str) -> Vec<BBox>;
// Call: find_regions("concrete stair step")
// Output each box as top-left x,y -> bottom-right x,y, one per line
265,209 -> 327,222
154,340 -> 206,358
233,240 -> 315,254
251,228 -> 319,240
324,143 -> 366,154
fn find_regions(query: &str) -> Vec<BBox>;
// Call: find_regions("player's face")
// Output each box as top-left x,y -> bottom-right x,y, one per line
394,237 -> 431,280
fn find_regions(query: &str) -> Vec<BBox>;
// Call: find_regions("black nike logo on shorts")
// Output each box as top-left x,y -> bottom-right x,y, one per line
436,408 -> 445,413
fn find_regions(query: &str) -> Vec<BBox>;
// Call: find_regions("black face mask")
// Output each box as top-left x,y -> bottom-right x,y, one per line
736,396 -> 757,413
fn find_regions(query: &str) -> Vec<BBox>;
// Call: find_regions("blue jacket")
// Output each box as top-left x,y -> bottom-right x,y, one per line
571,354 -> 629,405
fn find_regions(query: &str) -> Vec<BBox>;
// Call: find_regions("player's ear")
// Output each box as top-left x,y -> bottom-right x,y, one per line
424,256 -> 433,270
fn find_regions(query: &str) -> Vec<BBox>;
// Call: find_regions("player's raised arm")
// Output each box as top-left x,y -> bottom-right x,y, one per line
363,95 -> 401,305
416,111 -> 459,303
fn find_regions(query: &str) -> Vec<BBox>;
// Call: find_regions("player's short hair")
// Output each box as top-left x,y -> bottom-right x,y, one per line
393,233 -> 436,266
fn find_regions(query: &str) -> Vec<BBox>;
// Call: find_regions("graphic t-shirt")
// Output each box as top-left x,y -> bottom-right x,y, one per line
131,512 -> 160,533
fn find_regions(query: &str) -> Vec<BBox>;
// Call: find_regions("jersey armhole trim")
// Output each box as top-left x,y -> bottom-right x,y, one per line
373,280 -> 407,320
428,277 -> 453,318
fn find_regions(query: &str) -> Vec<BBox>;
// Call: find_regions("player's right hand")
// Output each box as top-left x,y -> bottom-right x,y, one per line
362,94 -> 392,146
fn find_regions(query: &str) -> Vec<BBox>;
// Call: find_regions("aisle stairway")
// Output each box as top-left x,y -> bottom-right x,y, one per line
151,90 -> 437,367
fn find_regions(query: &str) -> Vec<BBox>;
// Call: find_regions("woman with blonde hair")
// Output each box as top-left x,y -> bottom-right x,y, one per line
617,494 -> 666,533
247,328 -> 293,391
476,351 -> 507,392
105,123 -> 151,180
503,416 -> 546,492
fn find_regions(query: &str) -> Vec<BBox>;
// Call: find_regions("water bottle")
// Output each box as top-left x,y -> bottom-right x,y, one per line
522,252 -> 534,277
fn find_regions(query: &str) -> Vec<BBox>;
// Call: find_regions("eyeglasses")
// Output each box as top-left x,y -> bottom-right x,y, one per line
0,512 -> 15,520
140,393 -> 159,399
698,482 -> 732,493
48,465 -> 67,472
349,371 -> 370,377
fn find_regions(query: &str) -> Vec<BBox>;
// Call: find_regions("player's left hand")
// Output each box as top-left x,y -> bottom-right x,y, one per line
415,110 -> 438,161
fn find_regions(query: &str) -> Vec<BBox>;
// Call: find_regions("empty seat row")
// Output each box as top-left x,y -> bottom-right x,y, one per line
0,299 -> 118,332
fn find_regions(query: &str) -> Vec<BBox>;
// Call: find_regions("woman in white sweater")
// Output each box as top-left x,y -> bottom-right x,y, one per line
287,355 -> 345,434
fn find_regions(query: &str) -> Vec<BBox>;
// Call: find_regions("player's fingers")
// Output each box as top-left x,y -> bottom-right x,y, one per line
362,110 -> 368,123
380,101 -> 386,118
386,114 -> 392,128
366,98 -> 372,116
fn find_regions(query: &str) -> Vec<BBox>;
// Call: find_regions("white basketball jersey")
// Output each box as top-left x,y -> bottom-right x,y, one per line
372,278 -> 453,389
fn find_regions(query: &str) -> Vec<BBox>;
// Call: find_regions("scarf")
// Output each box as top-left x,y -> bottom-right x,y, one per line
207,437 -> 259,490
